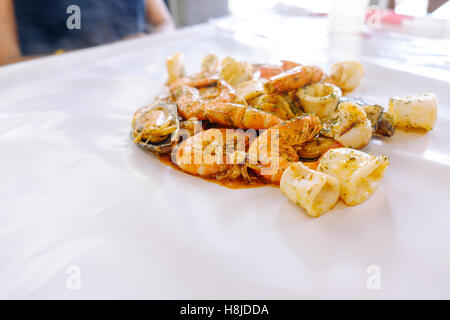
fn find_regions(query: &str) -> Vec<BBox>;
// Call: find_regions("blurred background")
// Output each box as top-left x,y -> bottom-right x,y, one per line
0,0 -> 449,66
174,0 -> 449,26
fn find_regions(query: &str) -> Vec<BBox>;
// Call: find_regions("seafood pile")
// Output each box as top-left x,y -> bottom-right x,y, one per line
131,54 -> 437,217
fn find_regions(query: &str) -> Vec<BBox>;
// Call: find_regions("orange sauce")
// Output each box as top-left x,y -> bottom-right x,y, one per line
157,154 -> 277,190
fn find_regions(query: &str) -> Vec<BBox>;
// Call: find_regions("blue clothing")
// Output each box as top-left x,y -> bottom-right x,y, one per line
14,0 -> 147,55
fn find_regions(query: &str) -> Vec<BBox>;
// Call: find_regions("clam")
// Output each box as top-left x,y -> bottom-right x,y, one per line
131,101 -> 180,155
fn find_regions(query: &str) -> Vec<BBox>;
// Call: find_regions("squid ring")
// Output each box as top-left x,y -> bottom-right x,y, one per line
297,83 -> 342,119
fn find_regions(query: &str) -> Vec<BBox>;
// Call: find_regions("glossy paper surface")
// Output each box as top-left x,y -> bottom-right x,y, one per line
1,19 -> 450,298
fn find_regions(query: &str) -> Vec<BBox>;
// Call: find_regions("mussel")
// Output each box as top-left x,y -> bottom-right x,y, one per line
339,97 -> 395,137
375,112 -> 395,137
131,100 -> 180,155
298,136 -> 336,160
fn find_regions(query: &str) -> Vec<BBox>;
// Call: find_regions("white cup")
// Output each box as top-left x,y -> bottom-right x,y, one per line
329,0 -> 370,34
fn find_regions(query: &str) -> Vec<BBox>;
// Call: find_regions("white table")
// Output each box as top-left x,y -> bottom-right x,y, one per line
1,13 -> 450,299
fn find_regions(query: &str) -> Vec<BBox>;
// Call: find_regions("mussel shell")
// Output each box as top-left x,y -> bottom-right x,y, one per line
298,136 -> 336,160
131,102 -> 180,155
375,112 -> 395,137
135,133 -> 177,155
340,97 -> 382,129
339,96 -> 394,137
361,104 -> 383,131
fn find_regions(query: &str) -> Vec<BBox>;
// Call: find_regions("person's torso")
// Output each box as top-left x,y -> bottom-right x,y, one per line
14,0 -> 147,55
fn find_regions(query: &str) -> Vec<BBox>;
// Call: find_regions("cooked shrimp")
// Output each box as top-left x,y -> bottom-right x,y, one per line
175,128 -> 252,180
247,115 -> 322,183
281,60 -> 301,71
176,84 -> 282,129
169,73 -> 219,92
258,60 -> 300,79
264,65 -> 324,94
259,65 -> 284,79
175,128 -> 231,177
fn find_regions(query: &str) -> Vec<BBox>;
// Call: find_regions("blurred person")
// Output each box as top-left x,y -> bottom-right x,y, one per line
0,0 -> 175,66
387,0 -> 449,13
